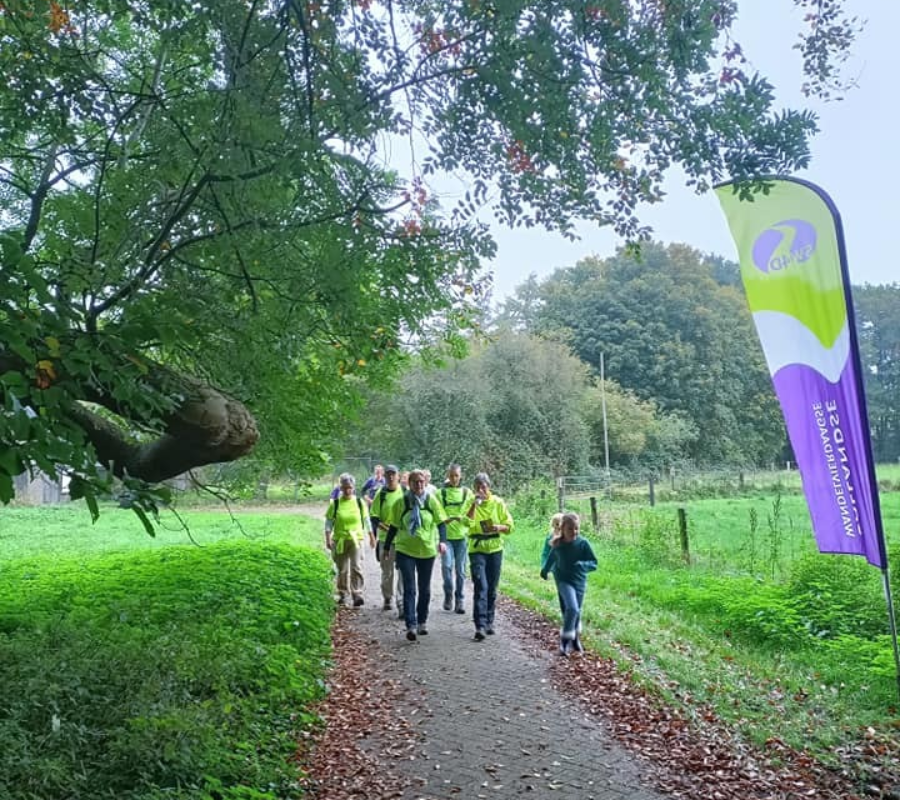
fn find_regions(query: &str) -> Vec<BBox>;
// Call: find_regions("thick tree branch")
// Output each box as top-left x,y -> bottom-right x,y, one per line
70,376 -> 259,483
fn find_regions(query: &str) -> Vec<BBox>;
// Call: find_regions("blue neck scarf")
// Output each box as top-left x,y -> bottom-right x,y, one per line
408,492 -> 425,536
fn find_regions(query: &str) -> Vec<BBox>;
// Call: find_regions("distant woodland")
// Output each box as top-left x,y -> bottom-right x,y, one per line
339,242 -> 900,487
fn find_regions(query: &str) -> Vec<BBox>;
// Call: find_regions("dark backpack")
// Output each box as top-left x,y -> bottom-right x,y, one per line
440,486 -> 470,510
328,495 -> 366,529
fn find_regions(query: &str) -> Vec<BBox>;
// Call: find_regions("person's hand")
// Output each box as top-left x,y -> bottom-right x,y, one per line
439,542 -> 447,555
540,570 -> 548,580
325,537 -> 334,551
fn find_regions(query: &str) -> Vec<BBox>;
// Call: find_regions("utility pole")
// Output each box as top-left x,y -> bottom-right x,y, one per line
600,352 -> 611,498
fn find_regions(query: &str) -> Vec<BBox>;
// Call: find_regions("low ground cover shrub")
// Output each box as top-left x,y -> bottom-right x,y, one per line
0,540 -> 333,800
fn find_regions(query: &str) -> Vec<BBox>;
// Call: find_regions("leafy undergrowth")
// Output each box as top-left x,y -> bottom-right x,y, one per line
0,540 -> 334,800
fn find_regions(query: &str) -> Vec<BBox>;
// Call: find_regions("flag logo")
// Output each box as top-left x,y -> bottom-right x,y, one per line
751,219 -> 817,273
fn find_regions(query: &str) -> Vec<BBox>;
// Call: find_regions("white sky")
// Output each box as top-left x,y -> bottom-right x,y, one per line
480,1 -> 900,301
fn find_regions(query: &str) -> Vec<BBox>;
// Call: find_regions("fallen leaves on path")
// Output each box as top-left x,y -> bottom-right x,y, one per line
500,598 -> 869,800
299,595 -> 889,800
296,608 -> 418,800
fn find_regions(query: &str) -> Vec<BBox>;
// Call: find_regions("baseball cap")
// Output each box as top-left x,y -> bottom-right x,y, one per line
384,464 -> 399,474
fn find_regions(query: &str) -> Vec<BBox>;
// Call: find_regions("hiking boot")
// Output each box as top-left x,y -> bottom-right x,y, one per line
474,628 -> 486,641
454,602 -> 465,614
337,594 -> 347,606
352,596 -> 364,607
382,600 -> 392,611
442,594 -> 452,611
485,626 -> 495,636
397,608 -> 404,620
406,628 -> 417,642
417,624 -> 429,636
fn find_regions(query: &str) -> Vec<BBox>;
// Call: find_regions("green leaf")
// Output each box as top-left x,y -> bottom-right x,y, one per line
0,447 -> 24,477
132,504 -> 157,538
85,492 -> 100,523
0,472 -> 13,504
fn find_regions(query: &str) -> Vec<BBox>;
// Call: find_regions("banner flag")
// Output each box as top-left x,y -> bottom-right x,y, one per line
716,177 -> 887,568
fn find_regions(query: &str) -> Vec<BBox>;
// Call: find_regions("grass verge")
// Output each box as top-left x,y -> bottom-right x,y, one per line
501,516 -> 900,785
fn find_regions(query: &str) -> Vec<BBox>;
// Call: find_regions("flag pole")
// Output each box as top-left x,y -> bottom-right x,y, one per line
880,568 -> 900,700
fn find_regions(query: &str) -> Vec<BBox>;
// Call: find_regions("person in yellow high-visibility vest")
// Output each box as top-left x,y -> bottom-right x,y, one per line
464,472 -> 514,641
384,469 -> 448,641
369,465 -> 406,613
324,473 -> 375,606
439,463 -> 472,614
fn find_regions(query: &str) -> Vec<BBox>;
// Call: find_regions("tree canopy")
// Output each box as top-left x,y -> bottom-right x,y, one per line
0,0 -> 859,507
514,243 -> 786,465
342,331 -> 593,486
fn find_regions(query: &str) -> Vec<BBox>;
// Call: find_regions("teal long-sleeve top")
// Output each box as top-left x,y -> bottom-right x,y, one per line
540,535 -> 598,590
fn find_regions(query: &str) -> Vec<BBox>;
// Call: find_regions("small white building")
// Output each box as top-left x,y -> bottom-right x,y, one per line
13,472 -> 69,505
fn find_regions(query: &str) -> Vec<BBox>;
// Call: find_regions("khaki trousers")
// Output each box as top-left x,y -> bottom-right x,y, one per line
333,539 -> 364,600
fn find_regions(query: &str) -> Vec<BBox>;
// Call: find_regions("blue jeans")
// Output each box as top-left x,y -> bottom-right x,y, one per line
441,538 -> 468,602
469,550 -> 502,630
395,552 -> 435,630
555,578 -> 585,640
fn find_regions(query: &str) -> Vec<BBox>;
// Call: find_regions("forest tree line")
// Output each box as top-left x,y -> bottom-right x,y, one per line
338,242 -> 900,489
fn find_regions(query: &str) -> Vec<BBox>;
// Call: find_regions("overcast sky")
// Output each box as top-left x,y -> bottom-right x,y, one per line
479,1 -> 900,301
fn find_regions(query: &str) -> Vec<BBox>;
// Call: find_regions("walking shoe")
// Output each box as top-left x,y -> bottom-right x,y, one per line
454,602 -> 465,614
397,609 -> 404,620
558,645 -> 569,658
485,626 -> 495,635
442,594 -> 452,611
382,600 -> 392,611
406,628 -> 417,642
417,624 -> 428,636
474,628 -> 486,641
563,639 -> 575,656
352,596 -> 364,607
337,594 -> 347,606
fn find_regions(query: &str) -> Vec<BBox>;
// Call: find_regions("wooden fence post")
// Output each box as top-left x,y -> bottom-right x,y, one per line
589,496 -> 599,531
677,507 -> 690,564
557,481 -> 565,512
648,475 -> 655,507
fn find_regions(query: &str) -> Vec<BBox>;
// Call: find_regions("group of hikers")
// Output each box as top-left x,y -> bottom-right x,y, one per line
323,463 -> 598,655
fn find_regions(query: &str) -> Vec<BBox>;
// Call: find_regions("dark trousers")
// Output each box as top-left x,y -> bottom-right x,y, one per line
395,552 -> 436,630
469,550 -> 503,630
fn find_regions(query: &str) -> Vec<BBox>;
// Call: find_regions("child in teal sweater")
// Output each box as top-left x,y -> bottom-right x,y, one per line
540,512 -> 597,656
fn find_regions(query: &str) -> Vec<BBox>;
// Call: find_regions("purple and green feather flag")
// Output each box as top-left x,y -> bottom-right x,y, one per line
716,177 -> 887,568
